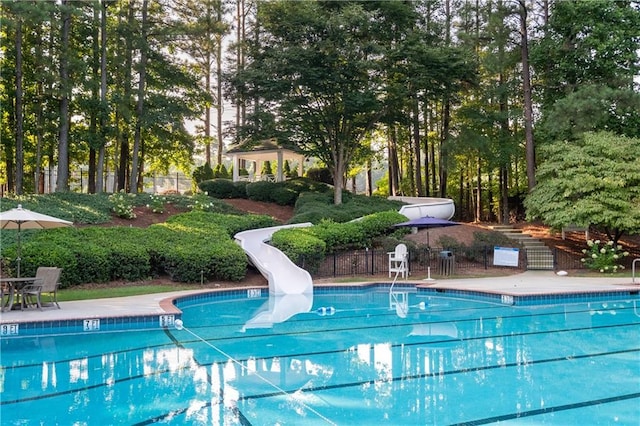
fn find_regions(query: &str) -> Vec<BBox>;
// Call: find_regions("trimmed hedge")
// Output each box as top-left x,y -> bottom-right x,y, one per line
270,228 -> 326,273
291,192 -> 405,224
0,211 -> 281,287
271,210 -> 407,270
199,178 -> 248,199
246,181 -> 275,202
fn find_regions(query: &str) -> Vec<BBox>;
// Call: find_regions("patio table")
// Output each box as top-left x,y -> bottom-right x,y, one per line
0,277 -> 36,312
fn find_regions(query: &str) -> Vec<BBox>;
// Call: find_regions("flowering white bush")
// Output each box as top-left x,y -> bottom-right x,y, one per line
188,193 -> 216,212
147,194 -> 166,214
108,190 -> 136,219
581,239 -> 629,273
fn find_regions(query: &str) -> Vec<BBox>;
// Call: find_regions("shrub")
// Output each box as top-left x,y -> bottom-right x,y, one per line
355,211 -> 408,243
305,166 -> 333,184
10,239 -> 77,287
108,239 -> 152,280
163,241 -> 246,282
261,160 -> 273,175
271,228 -> 326,273
271,186 -> 298,206
165,211 -> 277,236
581,239 -> 629,273
199,179 -> 237,199
192,162 -> 214,189
310,220 -> 366,252
213,163 -> 230,179
246,181 -> 276,202
108,190 -> 136,219
147,194 -> 166,213
188,193 -> 219,211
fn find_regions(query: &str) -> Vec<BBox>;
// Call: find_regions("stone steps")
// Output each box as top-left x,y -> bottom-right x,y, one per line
490,225 -> 554,270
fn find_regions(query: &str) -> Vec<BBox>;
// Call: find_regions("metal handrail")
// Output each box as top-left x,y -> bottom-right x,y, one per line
633,258 -> 640,284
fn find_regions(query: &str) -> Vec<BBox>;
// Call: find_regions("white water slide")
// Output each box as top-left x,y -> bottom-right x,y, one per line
234,197 -> 454,328
389,196 -> 455,220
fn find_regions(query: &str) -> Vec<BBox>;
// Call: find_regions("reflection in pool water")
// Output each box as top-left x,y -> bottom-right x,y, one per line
1,288 -> 639,425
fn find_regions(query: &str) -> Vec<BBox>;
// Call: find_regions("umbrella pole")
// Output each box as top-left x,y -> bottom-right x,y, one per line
16,223 -> 22,277
423,247 -> 435,281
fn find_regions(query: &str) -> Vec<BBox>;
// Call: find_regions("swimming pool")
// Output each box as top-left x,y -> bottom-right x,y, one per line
1,286 -> 639,425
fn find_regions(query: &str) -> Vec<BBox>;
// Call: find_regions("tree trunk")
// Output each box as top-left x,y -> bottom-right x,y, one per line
412,96 -> 423,196
439,0 -> 452,198
14,15 -> 24,195
366,159 -> 372,196
34,19 -> 44,194
216,2 -> 224,165
89,3 -> 99,194
519,0 -> 536,192
96,0 -> 108,193
332,147 -> 346,205
118,3 -> 135,192
388,126 -> 400,196
56,0 -> 71,192
476,157 -> 482,222
130,0 -> 149,194
439,101 -> 450,197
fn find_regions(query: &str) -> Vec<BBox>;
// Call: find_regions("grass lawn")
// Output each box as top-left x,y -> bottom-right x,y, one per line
57,285 -> 201,302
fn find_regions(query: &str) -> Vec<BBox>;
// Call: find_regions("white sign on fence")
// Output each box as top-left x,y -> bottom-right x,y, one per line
493,247 -> 519,267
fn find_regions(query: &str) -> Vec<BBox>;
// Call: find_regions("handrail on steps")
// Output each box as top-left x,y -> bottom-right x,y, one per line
633,258 -> 640,284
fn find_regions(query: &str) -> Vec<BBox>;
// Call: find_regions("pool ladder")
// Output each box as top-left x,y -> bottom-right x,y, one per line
633,258 -> 640,284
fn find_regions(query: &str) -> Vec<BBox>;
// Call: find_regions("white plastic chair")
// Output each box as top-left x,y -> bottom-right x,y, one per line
388,243 -> 408,279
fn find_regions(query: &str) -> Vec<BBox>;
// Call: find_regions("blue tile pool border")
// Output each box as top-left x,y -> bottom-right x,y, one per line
0,313 -> 181,338
416,286 -> 640,306
2,283 -> 638,338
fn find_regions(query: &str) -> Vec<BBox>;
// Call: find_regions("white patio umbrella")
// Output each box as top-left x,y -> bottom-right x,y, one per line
0,204 -> 73,276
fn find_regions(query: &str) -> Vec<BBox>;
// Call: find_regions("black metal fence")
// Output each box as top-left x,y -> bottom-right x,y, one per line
311,246 -> 527,279
309,246 -> 640,279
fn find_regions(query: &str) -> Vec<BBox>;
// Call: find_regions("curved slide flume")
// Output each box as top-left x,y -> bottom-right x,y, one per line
389,196 -> 455,220
234,198 -> 454,328
235,223 -> 314,330
235,223 -> 314,296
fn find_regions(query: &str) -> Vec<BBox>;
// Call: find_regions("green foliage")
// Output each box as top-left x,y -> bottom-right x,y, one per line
355,211 -> 409,241
0,208 -> 281,286
108,239 -> 152,281
165,211 -> 277,237
305,167 -> 333,185
270,228 -> 326,273
246,181 -> 276,202
292,191 -> 405,224
531,0 -> 640,110
108,190 -> 137,219
271,187 -> 298,206
199,178 -> 246,199
187,192 -> 221,211
525,132 -> 640,241
147,194 -> 166,213
540,85 -> 640,141
307,210 -> 406,251
435,231 -> 518,263
7,236 -> 78,287
192,162 -> 215,188
309,220 -> 366,253
213,163 -> 230,178
162,239 -> 245,282
0,193 -> 111,224
261,161 -> 273,175
581,239 -> 629,274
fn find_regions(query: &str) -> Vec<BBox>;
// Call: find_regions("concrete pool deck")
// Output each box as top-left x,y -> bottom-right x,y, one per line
1,271 -> 639,325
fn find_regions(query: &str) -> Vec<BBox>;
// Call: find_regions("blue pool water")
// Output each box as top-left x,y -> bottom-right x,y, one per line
1,287 -> 639,425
